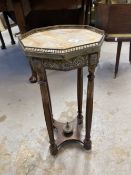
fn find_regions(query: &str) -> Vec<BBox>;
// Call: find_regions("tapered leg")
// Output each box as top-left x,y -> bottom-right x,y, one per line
3,11 -> 15,45
114,41 -> 122,78
129,42 -> 131,64
77,68 -> 83,124
34,60 -> 57,155
84,53 -> 98,150
47,81 -> 54,123
0,31 -> 6,49
84,70 -> 94,150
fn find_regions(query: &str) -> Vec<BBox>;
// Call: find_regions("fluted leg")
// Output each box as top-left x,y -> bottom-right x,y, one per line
77,68 -> 83,124
34,59 -> 57,155
84,53 -> 98,150
84,70 -> 94,150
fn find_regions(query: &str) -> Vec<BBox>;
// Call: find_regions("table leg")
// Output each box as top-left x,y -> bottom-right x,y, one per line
129,42 -> 131,64
34,60 -> 58,155
0,31 -> 6,49
3,11 -> 15,45
114,41 -> 122,78
77,68 -> 83,124
84,53 -> 98,150
45,72 -> 54,123
84,70 -> 94,150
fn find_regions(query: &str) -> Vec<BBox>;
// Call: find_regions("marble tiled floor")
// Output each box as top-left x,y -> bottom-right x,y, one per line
0,27 -> 131,175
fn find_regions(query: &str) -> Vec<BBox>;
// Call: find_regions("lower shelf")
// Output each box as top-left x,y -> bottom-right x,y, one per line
53,118 -> 84,148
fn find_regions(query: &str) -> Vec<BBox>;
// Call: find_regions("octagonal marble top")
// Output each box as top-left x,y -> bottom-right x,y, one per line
21,28 -> 103,50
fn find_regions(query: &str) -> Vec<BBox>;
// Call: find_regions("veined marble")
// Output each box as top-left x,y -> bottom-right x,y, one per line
21,28 -> 102,49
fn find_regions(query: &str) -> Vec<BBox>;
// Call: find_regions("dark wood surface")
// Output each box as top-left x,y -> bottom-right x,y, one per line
12,0 -> 88,33
95,3 -> 131,34
0,0 -> 7,11
108,5 -> 131,34
77,68 -> 83,124
30,0 -> 85,10
95,3 -> 131,77
95,3 -> 110,32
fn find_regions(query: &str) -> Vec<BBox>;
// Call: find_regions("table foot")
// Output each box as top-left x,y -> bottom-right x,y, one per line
83,139 -> 92,150
11,40 -> 16,45
77,114 -> 83,124
114,73 -> 117,79
50,144 -> 58,156
1,45 -> 6,49
29,75 -> 37,83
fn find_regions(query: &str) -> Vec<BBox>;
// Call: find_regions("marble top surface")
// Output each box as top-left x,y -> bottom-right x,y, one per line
21,28 -> 103,50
